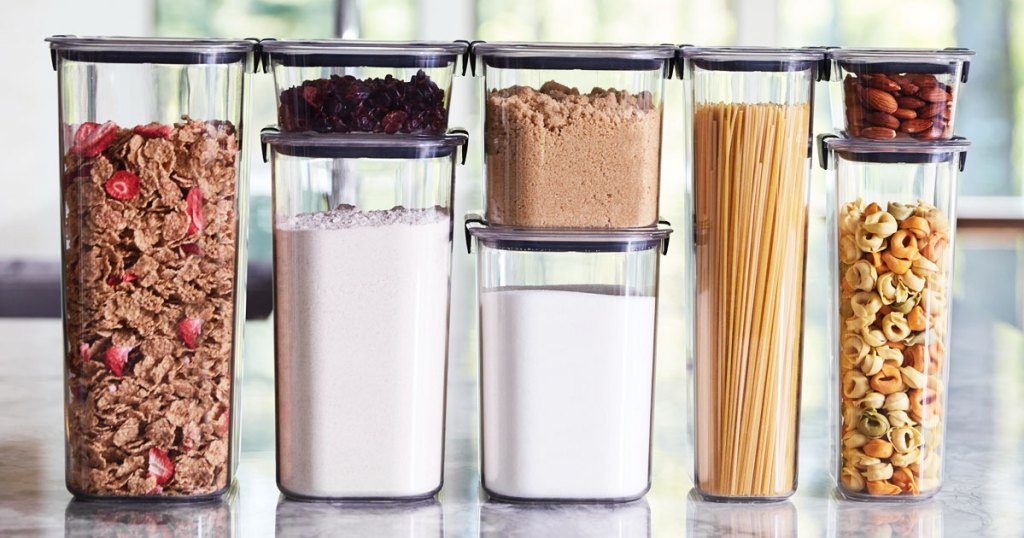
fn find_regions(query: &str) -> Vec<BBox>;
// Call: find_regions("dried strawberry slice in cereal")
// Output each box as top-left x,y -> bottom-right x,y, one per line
79,343 -> 91,361
70,121 -> 118,158
178,317 -> 203,349
133,122 -> 173,139
181,243 -> 203,257
104,170 -> 141,200
186,188 -> 205,235
218,409 -> 230,435
148,447 -> 174,486
106,271 -> 138,286
103,346 -> 132,376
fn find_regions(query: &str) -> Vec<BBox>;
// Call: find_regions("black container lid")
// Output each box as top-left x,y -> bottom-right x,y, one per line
261,127 -> 469,163
47,36 -> 258,70
260,40 -> 468,72
818,134 -> 970,170
470,42 -> 676,74
829,48 -> 975,83
681,46 -> 825,73
464,214 -> 673,254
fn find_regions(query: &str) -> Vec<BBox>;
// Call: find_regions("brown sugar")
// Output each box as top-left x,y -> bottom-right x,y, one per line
484,81 -> 662,228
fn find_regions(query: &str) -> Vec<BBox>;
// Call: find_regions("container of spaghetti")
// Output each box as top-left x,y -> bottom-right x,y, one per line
681,46 -> 824,501
820,135 -> 968,501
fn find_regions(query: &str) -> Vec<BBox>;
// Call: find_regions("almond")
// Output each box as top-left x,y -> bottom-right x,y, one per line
861,126 -> 897,140
900,118 -> 934,134
897,96 -> 926,110
866,112 -> 900,129
867,76 -> 901,93
913,125 -> 944,141
892,108 -> 917,120
917,103 -> 944,119
900,82 -> 920,95
863,88 -> 899,114
909,74 -> 939,87
917,86 -> 949,103
941,106 -> 951,120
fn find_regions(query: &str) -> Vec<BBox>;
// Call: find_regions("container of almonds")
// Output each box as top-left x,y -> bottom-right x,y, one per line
819,135 -> 969,500
827,48 -> 974,141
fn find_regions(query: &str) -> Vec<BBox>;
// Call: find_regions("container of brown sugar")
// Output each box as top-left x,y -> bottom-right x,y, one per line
471,42 -> 675,229
48,36 -> 257,500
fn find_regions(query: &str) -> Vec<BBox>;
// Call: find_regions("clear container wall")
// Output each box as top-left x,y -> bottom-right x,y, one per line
689,61 -> 815,499
482,65 -> 666,228
831,60 -> 967,141
55,48 -> 251,499
269,61 -> 457,134
474,237 -> 663,501
826,150 -> 959,500
271,146 -> 455,500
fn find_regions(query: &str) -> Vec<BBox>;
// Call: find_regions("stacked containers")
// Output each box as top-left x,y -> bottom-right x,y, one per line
824,46 -> 973,502
261,41 -> 469,500
48,36 -> 257,499
681,47 -> 824,500
469,42 -> 675,502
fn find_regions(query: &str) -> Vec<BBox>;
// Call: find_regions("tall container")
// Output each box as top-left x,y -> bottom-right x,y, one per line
48,36 -> 256,499
263,129 -> 467,500
681,47 -> 824,500
467,219 -> 671,502
471,43 -> 675,228
820,136 -> 967,500
261,40 -> 468,134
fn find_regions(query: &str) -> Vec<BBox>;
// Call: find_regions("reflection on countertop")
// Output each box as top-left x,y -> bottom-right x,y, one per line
275,497 -> 442,537
64,485 -> 236,537
480,499 -> 651,537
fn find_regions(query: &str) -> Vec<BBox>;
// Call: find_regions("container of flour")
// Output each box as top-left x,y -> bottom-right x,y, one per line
470,42 -> 675,229
466,216 -> 672,502
262,128 -> 467,501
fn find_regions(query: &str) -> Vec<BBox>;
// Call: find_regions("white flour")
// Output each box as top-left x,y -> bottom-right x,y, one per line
274,205 -> 451,498
480,286 -> 656,500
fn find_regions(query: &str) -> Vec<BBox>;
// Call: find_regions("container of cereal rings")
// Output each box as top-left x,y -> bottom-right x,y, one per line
819,134 -> 968,500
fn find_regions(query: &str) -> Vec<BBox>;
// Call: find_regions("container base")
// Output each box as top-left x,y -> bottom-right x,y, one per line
692,488 -> 795,504
482,484 -> 650,505
277,482 -> 442,503
837,485 -> 940,503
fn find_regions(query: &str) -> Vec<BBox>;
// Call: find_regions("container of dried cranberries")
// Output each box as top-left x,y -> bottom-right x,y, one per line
827,48 -> 974,141
261,40 -> 469,134
47,35 -> 257,500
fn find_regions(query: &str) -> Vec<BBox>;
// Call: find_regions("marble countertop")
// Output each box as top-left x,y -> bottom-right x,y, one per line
1,227 -> 1022,537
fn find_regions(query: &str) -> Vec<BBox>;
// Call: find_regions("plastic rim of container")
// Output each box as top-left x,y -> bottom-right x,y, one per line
46,35 -> 258,68
470,42 -> 677,73
681,46 -> 826,73
829,47 -> 975,80
260,127 -> 469,162
818,134 -> 970,168
260,39 -> 469,70
465,215 -> 673,254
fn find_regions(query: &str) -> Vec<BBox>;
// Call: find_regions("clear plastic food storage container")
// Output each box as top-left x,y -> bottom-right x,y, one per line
262,128 -> 467,500
471,42 -> 675,228
48,36 -> 256,499
828,48 -> 974,141
681,47 -> 823,501
261,40 -> 468,134
466,218 -> 671,502
820,135 -> 967,500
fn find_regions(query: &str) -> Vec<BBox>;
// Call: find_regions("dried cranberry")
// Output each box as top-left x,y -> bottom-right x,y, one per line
381,111 -> 407,134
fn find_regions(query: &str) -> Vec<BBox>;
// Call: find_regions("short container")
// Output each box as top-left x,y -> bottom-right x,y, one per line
681,47 -> 823,501
261,40 -> 468,134
262,128 -> 467,500
471,42 -> 675,228
827,48 -> 974,141
820,135 -> 967,500
48,36 -> 256,499
467,217 -> 671,502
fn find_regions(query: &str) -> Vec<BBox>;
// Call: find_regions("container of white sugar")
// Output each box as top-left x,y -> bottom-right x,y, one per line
262,128 -> 467,501
465,216 -> 672,502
